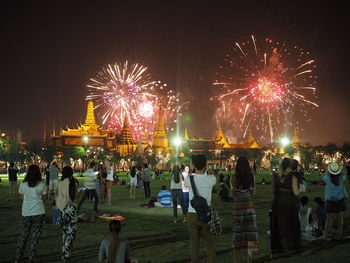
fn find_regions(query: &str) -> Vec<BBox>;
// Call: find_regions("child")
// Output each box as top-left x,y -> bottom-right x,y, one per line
299,196 -> 312,231
314,197 -> 326,231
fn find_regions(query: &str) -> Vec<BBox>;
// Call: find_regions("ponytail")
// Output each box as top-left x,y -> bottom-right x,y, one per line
107,220 -> 121,263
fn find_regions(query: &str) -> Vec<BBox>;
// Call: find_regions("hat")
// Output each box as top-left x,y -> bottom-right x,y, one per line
328,162 -> 341,175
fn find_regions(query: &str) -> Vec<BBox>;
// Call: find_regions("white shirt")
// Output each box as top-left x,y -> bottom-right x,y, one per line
19,181 -> 46,216
185,173 -> 216,213
106,167 -> 114,181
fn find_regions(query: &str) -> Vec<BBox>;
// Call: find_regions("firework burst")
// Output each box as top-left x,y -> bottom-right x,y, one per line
87,61 -> 184,141
213,35 -> 318,142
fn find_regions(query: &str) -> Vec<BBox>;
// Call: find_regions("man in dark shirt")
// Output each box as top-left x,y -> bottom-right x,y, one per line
8,162 -> 19,199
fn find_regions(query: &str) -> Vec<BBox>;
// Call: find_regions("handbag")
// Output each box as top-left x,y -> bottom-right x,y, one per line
189,176 -> 211,224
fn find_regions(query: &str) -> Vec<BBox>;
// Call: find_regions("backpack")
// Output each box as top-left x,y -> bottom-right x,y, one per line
189,175 -> 211,224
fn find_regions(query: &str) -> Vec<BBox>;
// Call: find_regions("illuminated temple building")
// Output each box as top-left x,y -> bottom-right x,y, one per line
52,100 -> 116,149
184,124 -> 259,153
52,100 -> 169,156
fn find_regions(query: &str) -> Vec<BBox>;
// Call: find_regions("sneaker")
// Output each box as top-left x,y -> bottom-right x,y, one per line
183,217 -> 187,223
174,219 -> 177,223
107,202 -> 112,206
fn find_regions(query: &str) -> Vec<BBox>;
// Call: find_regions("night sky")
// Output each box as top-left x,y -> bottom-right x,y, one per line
1,0 -> 349,145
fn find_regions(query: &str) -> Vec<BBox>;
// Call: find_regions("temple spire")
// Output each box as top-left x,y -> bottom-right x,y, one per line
152,109 -> 168,150
184,127 -> 189,140
121,116 -> 134,144
85,100 -> 96,125
216,122 -> 224,139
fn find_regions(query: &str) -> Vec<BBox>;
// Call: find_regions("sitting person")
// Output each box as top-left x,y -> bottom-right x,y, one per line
314,197 -> 326,231
218,183 -> 232,201
99,220 -> 137,263
154,185 -> 172,207
299,196 -> 312,231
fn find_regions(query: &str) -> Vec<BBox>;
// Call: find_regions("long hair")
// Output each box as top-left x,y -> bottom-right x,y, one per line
330,174 -> 340,186
107,220 -> 121,263
24,165 -> 42,187
61,166 -> 78,201
235,157 -> 253,189
130,166 -> 136,177
279,158 -> 291,179
172,165 -> 180,183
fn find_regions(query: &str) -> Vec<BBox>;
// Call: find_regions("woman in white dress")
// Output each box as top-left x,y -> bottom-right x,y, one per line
128,166 -> 137,199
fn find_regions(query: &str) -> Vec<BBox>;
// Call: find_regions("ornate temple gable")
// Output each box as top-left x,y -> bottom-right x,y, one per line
52,100 -> 115,149
213,122 -> 230,148
152,109 -> 169,151
242,130 -> 260,149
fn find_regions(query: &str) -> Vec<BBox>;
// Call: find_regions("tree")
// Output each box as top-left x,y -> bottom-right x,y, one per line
340,142 -> 350,163
42,145 -> 57,164
27,139 -> 43,164
323,143 -> 338,156
299,144 -> 313,171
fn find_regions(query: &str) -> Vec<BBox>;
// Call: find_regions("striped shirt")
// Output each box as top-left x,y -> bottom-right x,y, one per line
84,169 -> 97,189
157,190 -> 172,207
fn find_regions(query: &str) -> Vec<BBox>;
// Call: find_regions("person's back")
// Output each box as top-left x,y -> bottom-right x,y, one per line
322,173 -> 348,201
99,239 -> 130,263
158,189 -> 172,207
19,181 -> 46,216
143,168 -> 151,182
49,166 -> 59,180
8,165 -> 18,181
185,173 -> 216,212
84,168 -> 97,189
99,220 -> 132,263
185,154 -> 216,263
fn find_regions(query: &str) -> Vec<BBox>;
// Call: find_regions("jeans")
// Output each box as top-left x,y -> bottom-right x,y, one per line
187,213 -> 216,263
144,181 -> 151,198
78,189 -> 99,211
171,189 -> 186,218
183,191 -> 189,214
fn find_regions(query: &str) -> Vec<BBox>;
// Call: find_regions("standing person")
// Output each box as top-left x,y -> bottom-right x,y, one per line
56,166 -> 79,262
99,164 -> 107,203
143,164 -> 151,198
128,166 -> 137,199
231,156 -> 258,263
98,220 -> 135,263
44,165 -> 50,194
320,162 -> 348,240
49,162 -> 60,199
15,165 -> 46,263
270,158 -> 300,259
105,160 -> 114,206
8,162 -> 19,199
185,155 -> 216,263
77,162 -> 99,213
182,165 -> 190,215
171,165 -> 187,223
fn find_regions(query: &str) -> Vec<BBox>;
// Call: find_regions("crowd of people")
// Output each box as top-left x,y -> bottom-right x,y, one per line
7,154 -> 349,262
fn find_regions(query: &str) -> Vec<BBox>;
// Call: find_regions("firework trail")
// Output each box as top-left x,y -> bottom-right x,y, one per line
213,35 -> 318,143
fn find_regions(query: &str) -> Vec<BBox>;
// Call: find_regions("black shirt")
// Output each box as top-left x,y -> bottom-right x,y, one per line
8,167 -> 18,181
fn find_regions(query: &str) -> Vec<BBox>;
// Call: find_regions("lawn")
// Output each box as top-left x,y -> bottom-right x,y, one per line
0,171 -> 349,263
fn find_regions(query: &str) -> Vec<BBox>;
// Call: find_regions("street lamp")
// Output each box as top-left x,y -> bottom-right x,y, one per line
173,137 -> 182,146
280,137 -> 290,147
83,136 -> 89,144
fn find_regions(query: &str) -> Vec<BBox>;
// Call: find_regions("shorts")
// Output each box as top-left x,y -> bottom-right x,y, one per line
326,198 -> 346,213
49,179 -> 58,191
106,180 -> 113,190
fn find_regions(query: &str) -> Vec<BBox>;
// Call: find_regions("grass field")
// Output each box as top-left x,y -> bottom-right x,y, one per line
0,171 -> 349,263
